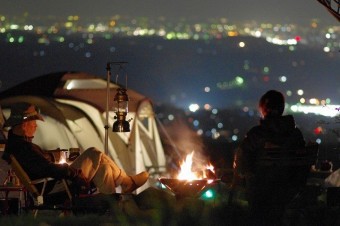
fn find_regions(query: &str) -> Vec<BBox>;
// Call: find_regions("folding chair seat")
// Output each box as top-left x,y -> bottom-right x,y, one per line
256,143 -> 318,183
252,143 -> 319,208
9,154 -> 73,217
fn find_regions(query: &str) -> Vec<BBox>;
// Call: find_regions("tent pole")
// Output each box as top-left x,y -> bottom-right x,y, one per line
105,63 -> 111,155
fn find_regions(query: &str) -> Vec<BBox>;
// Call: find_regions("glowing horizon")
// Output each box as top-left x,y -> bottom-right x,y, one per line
290,104 -> 340,117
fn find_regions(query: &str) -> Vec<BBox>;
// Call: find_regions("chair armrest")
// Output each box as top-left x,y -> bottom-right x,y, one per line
31,177 -> 55,185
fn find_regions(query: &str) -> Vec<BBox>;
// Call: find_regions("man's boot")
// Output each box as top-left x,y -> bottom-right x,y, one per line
122,171 -> 149,193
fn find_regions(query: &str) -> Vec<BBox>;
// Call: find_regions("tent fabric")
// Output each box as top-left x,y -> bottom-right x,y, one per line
0,72 -> 166,193
0,71 -> 149,113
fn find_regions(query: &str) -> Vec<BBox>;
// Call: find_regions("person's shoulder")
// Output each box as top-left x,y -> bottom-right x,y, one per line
244,125 -> 264,140
282,115 -> 296,123
247,125 -> 262,135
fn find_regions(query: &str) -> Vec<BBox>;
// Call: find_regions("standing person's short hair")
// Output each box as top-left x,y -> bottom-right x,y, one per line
259,90 -> 285,116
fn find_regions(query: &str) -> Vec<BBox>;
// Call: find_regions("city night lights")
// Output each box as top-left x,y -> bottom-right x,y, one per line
0,1 -> 340,224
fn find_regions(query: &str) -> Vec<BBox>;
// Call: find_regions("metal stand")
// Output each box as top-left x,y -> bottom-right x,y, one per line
104,62 -> 128,155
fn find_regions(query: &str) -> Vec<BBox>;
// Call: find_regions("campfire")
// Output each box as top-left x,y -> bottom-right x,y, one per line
159,151 -> 217,198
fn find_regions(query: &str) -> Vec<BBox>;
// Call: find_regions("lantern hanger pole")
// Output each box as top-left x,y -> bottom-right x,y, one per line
104,61 -> 128,155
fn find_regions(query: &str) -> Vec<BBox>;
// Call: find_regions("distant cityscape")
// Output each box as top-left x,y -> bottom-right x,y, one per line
0,14 -> 339,50
1,14 -> 339,106
0,14 -> 339,164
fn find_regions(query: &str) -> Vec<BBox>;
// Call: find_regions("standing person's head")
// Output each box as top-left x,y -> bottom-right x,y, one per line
4,102 -> 44,137
259,90 -> 285,118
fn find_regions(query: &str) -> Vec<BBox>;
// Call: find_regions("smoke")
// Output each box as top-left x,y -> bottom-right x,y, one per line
160,115 -> 208,171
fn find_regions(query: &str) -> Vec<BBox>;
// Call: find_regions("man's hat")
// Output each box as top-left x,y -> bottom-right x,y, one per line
4,102 -> 44,127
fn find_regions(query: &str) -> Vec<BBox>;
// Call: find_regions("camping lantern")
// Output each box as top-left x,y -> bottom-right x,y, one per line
105,61 -> 130,154
112,87 -> 130,132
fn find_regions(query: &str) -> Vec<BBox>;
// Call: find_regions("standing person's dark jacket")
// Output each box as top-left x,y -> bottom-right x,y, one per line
233,114 -> 307,224
234,115 -> 306,176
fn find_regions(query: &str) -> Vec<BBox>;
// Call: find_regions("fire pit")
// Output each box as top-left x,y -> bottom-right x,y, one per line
159,151 -> 218,198
159,178 -> 208,198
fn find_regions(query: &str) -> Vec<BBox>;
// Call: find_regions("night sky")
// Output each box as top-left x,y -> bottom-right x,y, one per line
0,0 -> 339,108
1,0 -> 337,25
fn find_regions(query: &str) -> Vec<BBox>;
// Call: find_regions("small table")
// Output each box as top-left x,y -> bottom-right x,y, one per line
0,185 -> 26,215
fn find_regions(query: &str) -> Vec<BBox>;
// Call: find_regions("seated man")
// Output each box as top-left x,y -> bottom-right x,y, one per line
232,90 -> 307,225
2,102 -> 149,196
0,105 -> 5,145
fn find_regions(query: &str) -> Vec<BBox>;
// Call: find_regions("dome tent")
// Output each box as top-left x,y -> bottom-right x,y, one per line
0,71 -> 166,193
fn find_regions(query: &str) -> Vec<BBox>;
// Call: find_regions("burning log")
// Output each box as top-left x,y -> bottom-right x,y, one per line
204,169 -> 217,180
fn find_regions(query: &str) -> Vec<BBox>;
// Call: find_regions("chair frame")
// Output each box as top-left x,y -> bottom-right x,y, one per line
257,142 -> 319,167
9,154 -> 73,217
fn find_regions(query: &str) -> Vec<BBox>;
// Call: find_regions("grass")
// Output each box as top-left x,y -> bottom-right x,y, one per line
1,187 -> 340,226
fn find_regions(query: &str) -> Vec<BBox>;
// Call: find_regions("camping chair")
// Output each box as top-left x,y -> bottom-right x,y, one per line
252,143 -> 319,210
258,142 -> 318,168
9,155 -> 73,217
259,143 -> 319,189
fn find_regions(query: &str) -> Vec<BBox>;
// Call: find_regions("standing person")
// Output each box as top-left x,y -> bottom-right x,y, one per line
232,90 -> 307,225
2,102 -> 149,196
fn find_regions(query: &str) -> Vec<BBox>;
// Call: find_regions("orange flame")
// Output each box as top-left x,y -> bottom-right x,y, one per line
177,151 -> 215,182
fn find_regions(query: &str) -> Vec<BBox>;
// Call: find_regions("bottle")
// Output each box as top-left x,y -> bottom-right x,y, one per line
12,170 -> 20,186
4,169 -> 13,186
